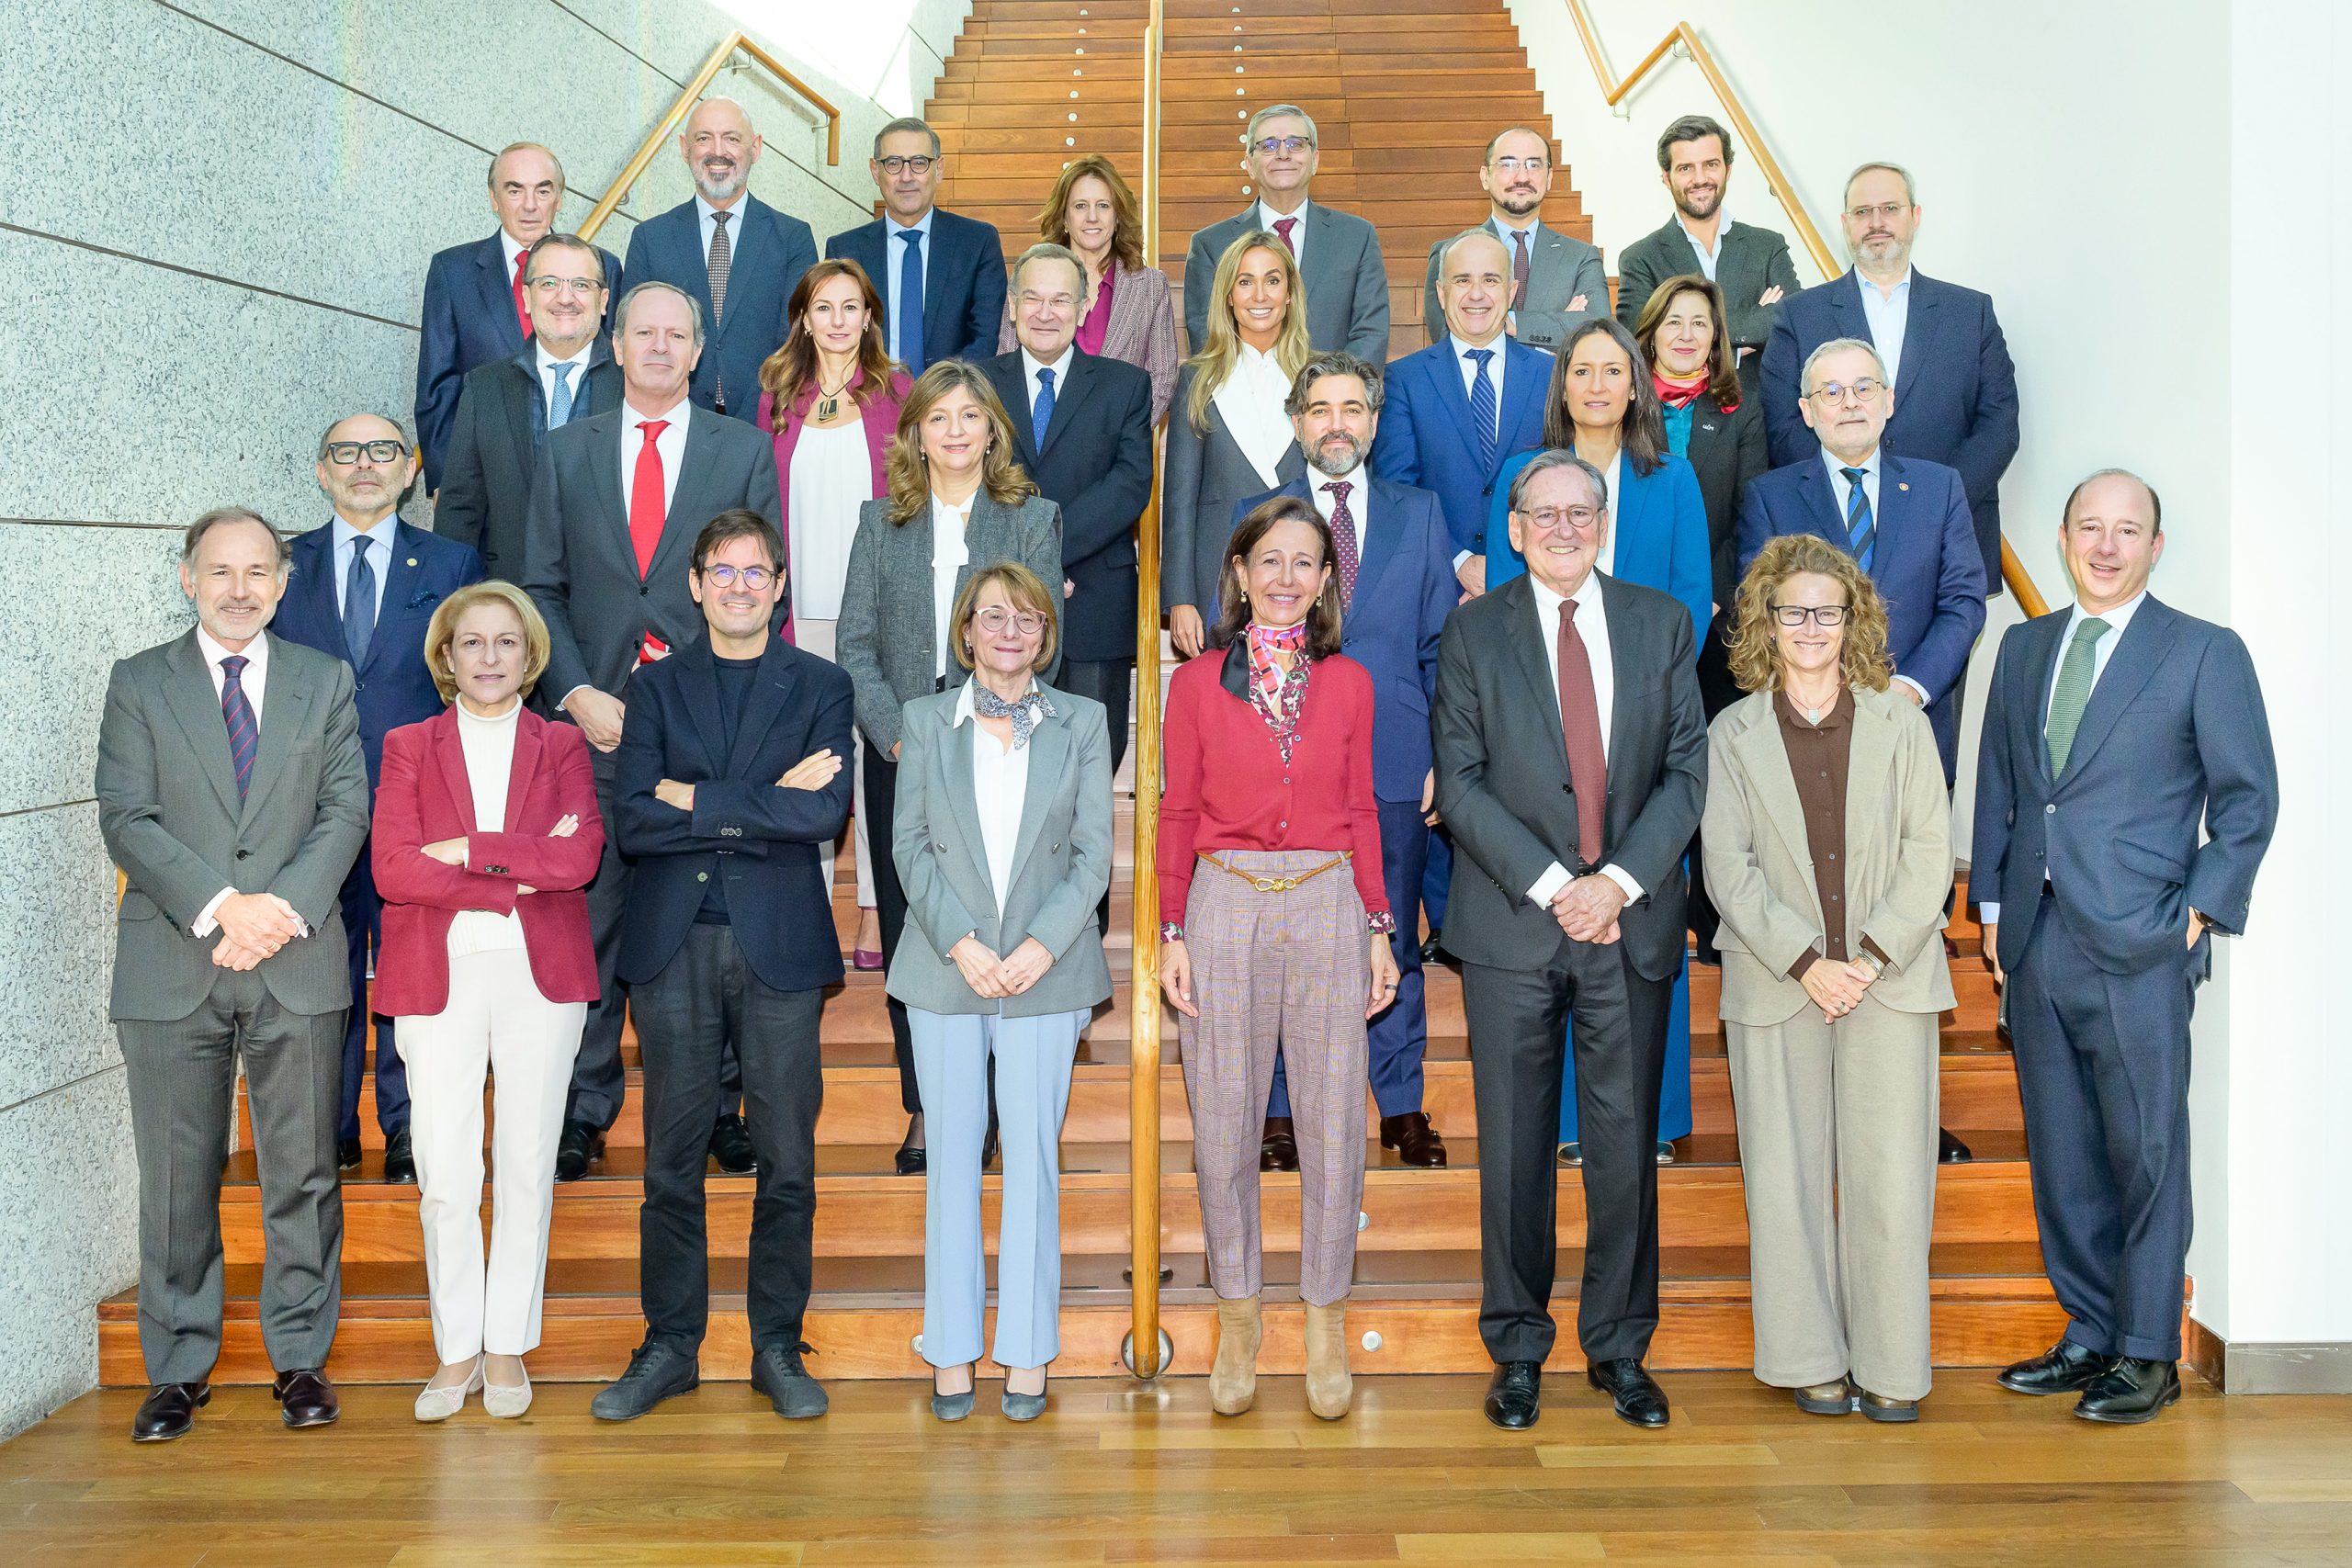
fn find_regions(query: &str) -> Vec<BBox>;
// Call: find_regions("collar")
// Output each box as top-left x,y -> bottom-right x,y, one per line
887,208 -> 935,240
695,193 -> 748,227
1529,566 -> 1603,628
498,229 -> 528,272
1858,265 -> 1915,301
626,397 -> 692,432
2067,590 -> 2147,637
1314,462 -> 1365,494
1258,197 -> 1311,228
1491,213 -> 1540,238
953,675 -> 1052,728
536,339 -> 593,373
332,512 -> 397,553
1820,447 -> 1882,486
456,694 -> 525,729
1773,682 -> 1854,732
1448,332 -> 1506,361
196,624 -> 266,671
1022,345 -> 1077,387
931,490 -> 978,527
1676,211 -> 1731,251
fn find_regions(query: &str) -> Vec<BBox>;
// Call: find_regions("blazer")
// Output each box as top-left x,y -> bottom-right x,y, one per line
271,519 -> 485,783
436,341 -> 625,578
999,261 -> 1182,424
1736,453 -> 1986,773
96,631 -> 370,1021
521,405 -> 782,705
1422,217 -> 1608,352
1614,217 -> 1802,354
623,194 -> 817,414
1160,363 -> 1306,615
1760,268 -> 2021,590
755,367 -> 911,641
613,637 -> 854,995
414,231 -> 623,490
983,348 -> 1156,661
1184,204 -> 1389,360
1679,390 -> 1770,610
835,491 -> 1065,756
1431,572 -> 1707,982
369,705 -> 605,1015
1372,334 -> 1552,559
1486,448 -> 1713,645
887,682 -> 1116,1017
1702,686 -> 1957,1025
1971,594 -> 2278,977
825,209 -> 1007,371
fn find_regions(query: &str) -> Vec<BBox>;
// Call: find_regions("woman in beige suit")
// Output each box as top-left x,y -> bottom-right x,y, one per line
1702,533 -> 1954,1422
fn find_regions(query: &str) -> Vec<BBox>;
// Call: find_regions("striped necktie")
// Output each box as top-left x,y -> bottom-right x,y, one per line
220,654 -> 258,802
1466,347 -> 1498,475
1841,466 -> 1876,570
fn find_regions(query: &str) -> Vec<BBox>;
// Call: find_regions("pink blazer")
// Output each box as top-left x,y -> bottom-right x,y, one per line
371,706 -> 605,1015
756,367 -> 911,641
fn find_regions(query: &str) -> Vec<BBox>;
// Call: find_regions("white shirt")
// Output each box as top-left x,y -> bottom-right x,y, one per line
1678,212 -> 1730,282
1521,571 -> 1643,909
191,628 -> 309,939
1255,197 -> 1310,271
328,514 -> 394,626
1856,266 -> 1914,389
954,677 -> 1036,914
1309,461 -> 1370,560
1820,447 -> 1928,704
1214,344 -> 1297,490
931,492 -> 973,680
785,421 -> 872,623
1022,344 -> 1077,433
618,398 -> 691,516
448,696 -> 528,955
883,208 -> 936,364
536,340 -> 593,421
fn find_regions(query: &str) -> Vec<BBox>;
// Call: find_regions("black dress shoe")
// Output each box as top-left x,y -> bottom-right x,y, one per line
2075,1358 -> 2180,1424
895,1115 -> 926,1177
1484,1360 -> 1542,1429
381,1128 -> 415,1183
273,1368 -> 341,1428
1587,1357 -> 1670,1427
1419,933 -> 1453,965
982,1113 -> 1001,1172
709,1113 -> 755,1175
1998,1337 -> 2112,1395
132,1382 -> 209,1441
1259,1116 -> 1299,1172
336,1136 -> 362,1172
1379,1111 -> 1447,1167
555,1119 -> 604,1183
1939,1127 -> 1973,1163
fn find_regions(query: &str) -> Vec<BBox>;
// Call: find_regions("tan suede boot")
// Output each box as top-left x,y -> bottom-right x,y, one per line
1304,1299 -> 1352,1419
1209,1295 -> 1261,1416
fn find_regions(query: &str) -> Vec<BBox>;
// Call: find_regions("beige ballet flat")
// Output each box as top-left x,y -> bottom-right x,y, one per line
414,1358 -> 484,1423
482,1361 -> 533,1418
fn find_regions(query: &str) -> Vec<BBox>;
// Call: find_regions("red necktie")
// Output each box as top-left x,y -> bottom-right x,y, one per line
1273,216 -> 1298,256
1323,480 -> 1359,607
1556,598 -> 1606,868
629,420 -> 669,579
512,249 -> 532,341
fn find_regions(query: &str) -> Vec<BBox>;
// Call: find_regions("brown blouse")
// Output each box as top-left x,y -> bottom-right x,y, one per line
1773,687 -> 1889,981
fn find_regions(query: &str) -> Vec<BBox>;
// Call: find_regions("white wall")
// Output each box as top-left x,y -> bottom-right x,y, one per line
721,0 -> 972,118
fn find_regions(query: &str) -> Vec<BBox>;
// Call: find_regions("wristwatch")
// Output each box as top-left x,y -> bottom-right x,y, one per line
1851,950 -> 1886,983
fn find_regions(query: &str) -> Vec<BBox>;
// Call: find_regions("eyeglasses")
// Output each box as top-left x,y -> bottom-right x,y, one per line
528,274 -> 603,295
878,154 -> 936,175
1490,156 -> 1549,173
1768,604 -> 1852,627
974,607 -> 1046,636
1806,378 -> 1884,405
1251,135 -> 1314,156
322,440 -> 406,466
1517,504 -> 1601,532
1845,201 -> 1908,223
700,564 -> 775,589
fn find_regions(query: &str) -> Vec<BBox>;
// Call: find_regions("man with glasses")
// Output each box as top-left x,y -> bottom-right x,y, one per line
1759,162 -> 2019,595
623,97 -> 817,417
825,117 -> 1005,377
269,415 -> 485,1182
1184,104 -> 1390,359
416,142 -> 623,491
1420,127 -> 1607,352
1613,115 -> 1802,360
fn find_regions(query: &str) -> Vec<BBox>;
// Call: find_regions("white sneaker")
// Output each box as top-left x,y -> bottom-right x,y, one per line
414,1358 -> 484,1423
482,1361 -> 534,1418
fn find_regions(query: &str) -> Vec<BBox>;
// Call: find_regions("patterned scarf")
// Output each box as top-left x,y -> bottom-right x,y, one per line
1653,366 -> 1736,413
1244,621 -> 1312,764
972,679 -> 1053,750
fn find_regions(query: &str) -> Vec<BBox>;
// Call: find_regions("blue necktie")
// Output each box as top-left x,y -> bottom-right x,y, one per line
1466,347 -> 1498,475
220,654 -> 258,803
548,362 -> 575,429
898,229 -> 926,376
1032,366 -> 1057,453
1840,467 -> 1876,570
342,534 -> 377,668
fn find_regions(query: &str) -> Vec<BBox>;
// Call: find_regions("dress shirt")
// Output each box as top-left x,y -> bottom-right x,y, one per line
1309,461 -> 1371,560
1255,197 -> 1310,270
448,695 -> 528,954
1448,333 -> 1509,434
498,228 -> 528,282
329,513 -> 395,626
1857,267 -> 1914,389
695,194 -> 745,265
1679,212 -> 1729,282
930,491 -> 974,680
1213,344 -> 1297,488
1492,215 -> 1542,332
883,207 -> 936,353
1821,447 -> 1928,704
1771,686 -> 1889,980
1022,344 -> 1077,430
1597,449 -> 1623,578
535,340 -> 593,417
1521,570 -> 1642,908
954,677 -> 1037,914
192,627 -> 309,939
617,397 -> 691,515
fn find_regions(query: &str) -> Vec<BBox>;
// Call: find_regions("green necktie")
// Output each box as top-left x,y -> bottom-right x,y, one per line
2044,615 -> 2110,774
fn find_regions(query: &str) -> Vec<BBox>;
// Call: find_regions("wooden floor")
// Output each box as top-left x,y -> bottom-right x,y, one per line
7,1373 -> 2352,1565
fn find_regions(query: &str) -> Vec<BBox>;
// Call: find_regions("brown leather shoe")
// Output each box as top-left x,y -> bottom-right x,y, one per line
273,1368 -> 341,1428
1259,1116 -> 1298,1172
132,1382 -> 209,1442
1379,1111 -> 1447,1167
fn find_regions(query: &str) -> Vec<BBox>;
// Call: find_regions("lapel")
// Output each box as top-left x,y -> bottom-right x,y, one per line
1894,270 -> 1944,397
2054,598 -> 2175,787
475,234 -> 525,355
1716,222 -> 1760,298
934,694 -> 992,887
505,708 -> 548,826
677,643 -> 729,773
359,523 -> 423,678
668,203 -> 719,332
1425,342 -> 1487,457
1500,577 -> 1572,779
1597,574 -> 1639,776
715,198 -> 766,340
1843,691 -> 1896,870
1498,341 -> 1544,455
2019,611 -> 2070,786
1830,269 -> 1871,341
1345,476 -> 1405,622
1003,693 -> 1069,892
1800,459 -> 1854,549
1038,351 -> 1093,461
650,413 -> 718,581
1871,456 -> 1923,582
986,355 -> 1037,467
725,642 -> 802,778
164,632 -> 243,819
502,352 -> 543,464
239,634 -> 311,829
576,409 -> 630,551
288,525 -> 340,639
1726,696 -> 1820,903
922,212 -> 956,328
1302,203 -> 1341,298
1100,263 -> 1144,355
429,710 -> 478,832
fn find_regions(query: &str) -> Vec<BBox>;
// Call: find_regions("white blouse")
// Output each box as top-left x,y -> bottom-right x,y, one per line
447,696 -> 527,957
786,419 -> 871,623
930,492 -> 973,680
1213,344 -> 1296,489
956,678 -> 1034,915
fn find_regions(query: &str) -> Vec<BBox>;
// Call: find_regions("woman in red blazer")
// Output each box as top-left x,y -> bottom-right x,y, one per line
757,256 -> 911,969
372,581 -> 603,1423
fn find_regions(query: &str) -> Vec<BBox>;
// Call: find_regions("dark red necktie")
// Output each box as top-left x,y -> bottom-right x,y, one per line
512,249 -> 532,340
1556,599 -> 1606,868
1324,480 -> 1359,607
1273,216 -> 1298,256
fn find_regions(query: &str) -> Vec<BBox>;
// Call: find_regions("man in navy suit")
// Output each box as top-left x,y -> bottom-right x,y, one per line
622,97 -> 817,418
415,142 -> 623,491
1974,470 -> 2276,1425
271,413 -> 484,1180
1759,162 -> 2019,592
826,118 -> 1006,378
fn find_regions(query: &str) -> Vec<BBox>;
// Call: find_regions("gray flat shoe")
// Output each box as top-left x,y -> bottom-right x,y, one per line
931,1389 -> 975,1422
1001,1374 -> 1048,1422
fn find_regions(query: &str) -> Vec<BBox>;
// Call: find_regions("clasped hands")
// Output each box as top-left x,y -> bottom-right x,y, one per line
1549,873 -> 1625,945
210,891 -> 302,971
950,934 -> 1054,998
1799,957 -> 1874,1024
656,749 -> 843,813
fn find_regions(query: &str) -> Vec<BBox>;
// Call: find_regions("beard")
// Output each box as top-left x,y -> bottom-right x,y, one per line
1309,434 -> 1366,477
1493,187 -> 1542,219
1672,183 -> 1722,222
695,161 -> 747,202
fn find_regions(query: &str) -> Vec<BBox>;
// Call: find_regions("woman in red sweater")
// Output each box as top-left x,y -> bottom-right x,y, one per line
1159,494 -> 1399,1424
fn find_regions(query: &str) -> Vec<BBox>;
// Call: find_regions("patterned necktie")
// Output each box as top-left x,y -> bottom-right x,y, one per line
2044,616 -> 2111,775
707,210 -> 732,410
1466,347 -> 1498,475
1324,479 -> 1359,607
1032,366 -> 1057,453
1510,228 -> 1531,310
1555,599 -> 1606,869
1841,466 -> 1876,570
548,362 -> 575,430
511,248 -> 531,340
220,654 -> 258,803
342,533 -> 377,668
629,420 -> 669,579
898,229 -> 927,377
1272,216 -> 1298,256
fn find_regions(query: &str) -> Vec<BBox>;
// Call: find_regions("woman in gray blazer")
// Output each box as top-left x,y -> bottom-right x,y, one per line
1703,534 -> 1955,1423
888,562 -> 1114,1424
838,360 -> 1064,1176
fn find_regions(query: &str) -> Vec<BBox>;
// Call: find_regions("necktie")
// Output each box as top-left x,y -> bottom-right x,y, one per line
2044,615 -> 2110,775
1324,479 -> 1359,607
342,534 -> 377,668
1272,215 -> 1298,256
511,249 -> 531,340
1841,466 -> 1876,570
220,654 -> 258,803
629,420 -> 669,579
1466,347 -> 1498,476
1556,599 -> 1606,869
1032,366 -> 1057,453
898,229 -> 926,377
548,362 -> 575,429
1510,228 -> 1531,310
707,210 -> 732,410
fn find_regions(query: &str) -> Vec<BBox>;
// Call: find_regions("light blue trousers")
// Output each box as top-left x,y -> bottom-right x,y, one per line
908,1005 -> 1086,1371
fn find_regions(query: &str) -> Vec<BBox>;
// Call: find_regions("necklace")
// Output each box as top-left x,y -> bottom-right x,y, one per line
811,367 -> 855,423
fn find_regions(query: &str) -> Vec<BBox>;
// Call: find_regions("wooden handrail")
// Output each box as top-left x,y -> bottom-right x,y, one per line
1561,3 -> 2050,618
576,32 -> 841,244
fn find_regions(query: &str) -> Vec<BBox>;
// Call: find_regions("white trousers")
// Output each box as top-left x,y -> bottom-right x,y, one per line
395,949 -> 585,1361
794,615 -> 876,908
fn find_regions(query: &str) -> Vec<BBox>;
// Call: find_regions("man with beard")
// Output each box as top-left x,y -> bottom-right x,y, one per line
1614,115 -> 1802,360
1420,127 -> 1605,354
826,118 -> 1007,377
622,97 -> 817,417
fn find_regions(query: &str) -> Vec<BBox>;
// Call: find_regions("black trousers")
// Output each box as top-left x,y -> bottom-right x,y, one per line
861,734 -> 921,1112
1058,655 -> 1132,933
334,843 -> 407,1141
1463,936 -> 1669,1366
633,923 -> 825,1354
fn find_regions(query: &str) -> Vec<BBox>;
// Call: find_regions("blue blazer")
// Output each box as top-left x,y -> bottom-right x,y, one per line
1238,474 -> 1458,804
1759,268 -> 2019,591
414,232 -> 623,491
825,209 -> 1007,373
1736,454 -> 1985,773
1485,448 -> 1711,649
1370,336 -> 1550,559
272,519 -> 485,784
624,194 -> 816,414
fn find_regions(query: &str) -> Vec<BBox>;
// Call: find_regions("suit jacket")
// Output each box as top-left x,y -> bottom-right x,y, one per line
1432,572 -> 1707,981
755,367 -> 910,642
835,491 -> 1065,755
96,631 -> 371,1020
1371,334 -> 1551,558
1760,268 -> 2020,590
1971,594 -> 2277,976
1487,448 -> 1713,645
271,519 -> 483,785
1184,203 -> 1389,359
1736,453 -> 1986,773
436,341 -> 624,578
999,261 -> 1182,424
1702,686 -> 1957,1024
415,231 -> 623,490
370,706 -> 605,1014
1423,217 -> 1608,352
1159,363 -> 1306,615
983,348 -> 1156,661
887,682 -> 1116,1017
1679,391 -> 1770,609
1614,217 -> 1801,353
521,405 -> 782,705
613,637 -> 854,994
825,209 -> 1007,371
624,194 -> 817,413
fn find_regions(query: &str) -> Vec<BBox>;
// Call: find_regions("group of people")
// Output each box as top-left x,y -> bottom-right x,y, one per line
96,95 -> 2277,1447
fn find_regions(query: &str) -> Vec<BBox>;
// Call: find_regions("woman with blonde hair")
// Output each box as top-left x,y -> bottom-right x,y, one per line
996,153 -> 1179,423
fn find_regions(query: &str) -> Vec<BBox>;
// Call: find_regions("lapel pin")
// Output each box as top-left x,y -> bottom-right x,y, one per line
407,557 -> 419,567
1897,483 -> 1909,492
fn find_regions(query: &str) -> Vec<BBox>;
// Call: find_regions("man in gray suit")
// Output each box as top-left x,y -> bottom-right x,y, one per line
96,507 -> 371,1441
1613,114 -> 1802,359
1183,104 -> 1389,359
522,279 -> 783,1181
1420,126 -> 1608,352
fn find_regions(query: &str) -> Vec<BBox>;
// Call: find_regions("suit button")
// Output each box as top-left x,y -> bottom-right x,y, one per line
1050,841 -> 1060,851
354,681 -> 365,693
640,586 -> 650,597
2045,804 -> 2057,816
234,849 -> 251,860
696,872 -> 708,882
